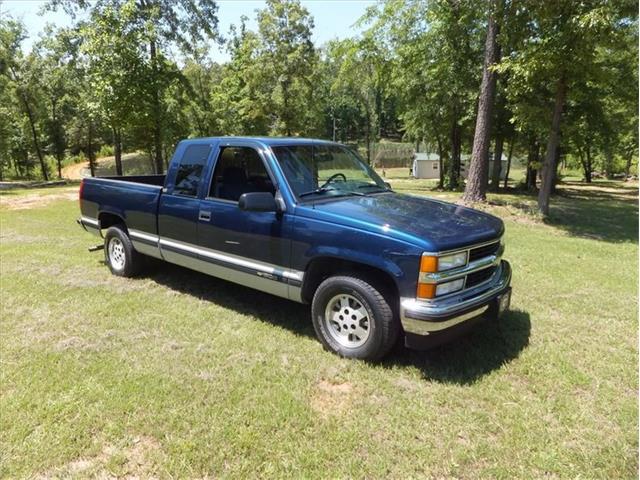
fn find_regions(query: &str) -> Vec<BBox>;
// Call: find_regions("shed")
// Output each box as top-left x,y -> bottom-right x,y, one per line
412,153 -> 441,179
461,154 -> 509,181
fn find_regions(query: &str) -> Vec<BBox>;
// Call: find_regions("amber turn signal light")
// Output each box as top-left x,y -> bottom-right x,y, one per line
420,255 -> 438,273
417,283 -> 436,299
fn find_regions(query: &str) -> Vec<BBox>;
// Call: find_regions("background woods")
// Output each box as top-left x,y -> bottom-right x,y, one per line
0,0 -> 637,215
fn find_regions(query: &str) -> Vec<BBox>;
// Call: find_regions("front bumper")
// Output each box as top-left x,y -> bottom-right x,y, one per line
401,260 -> 511,347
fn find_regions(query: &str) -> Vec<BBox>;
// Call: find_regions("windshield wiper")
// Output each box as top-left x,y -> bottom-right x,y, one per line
298,187 -> 365,198
298,186 -> 337,198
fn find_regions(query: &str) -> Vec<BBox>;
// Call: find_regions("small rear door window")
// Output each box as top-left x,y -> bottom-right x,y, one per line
173,144 -> 211,196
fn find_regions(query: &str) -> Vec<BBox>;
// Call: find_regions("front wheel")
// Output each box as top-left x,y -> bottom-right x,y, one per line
311,275 -> 399,360
104,225 -> 143,277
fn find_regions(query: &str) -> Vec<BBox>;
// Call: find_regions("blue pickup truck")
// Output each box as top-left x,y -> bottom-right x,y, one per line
78,137 -> 511,360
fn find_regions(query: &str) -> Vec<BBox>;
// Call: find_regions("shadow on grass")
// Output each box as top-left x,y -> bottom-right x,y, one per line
383,310 -> 531,385
546,182 -> 638,243
142,261 -> 315,338
484,181 -> 637,244
139,260 -> 529,385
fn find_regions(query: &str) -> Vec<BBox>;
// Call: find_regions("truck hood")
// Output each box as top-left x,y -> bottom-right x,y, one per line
298,193 -> 504,251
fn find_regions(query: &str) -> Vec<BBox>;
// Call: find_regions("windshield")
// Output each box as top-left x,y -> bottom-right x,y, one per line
271,144 -> 390,200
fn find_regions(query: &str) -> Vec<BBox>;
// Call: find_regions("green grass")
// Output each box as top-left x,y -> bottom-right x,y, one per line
0,178 -> 637,478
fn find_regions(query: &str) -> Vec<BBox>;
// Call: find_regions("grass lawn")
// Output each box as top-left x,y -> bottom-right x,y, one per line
0,177 -> 637,478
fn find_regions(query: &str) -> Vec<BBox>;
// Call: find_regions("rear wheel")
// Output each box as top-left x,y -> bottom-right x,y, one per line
311,275 -> 399,360
104,225 -> 143,277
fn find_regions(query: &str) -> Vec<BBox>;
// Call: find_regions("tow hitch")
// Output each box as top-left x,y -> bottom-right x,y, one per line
88,244 -> 104,252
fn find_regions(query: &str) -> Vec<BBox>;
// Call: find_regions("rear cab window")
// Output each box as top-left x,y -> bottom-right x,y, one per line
172,144 -> 212,196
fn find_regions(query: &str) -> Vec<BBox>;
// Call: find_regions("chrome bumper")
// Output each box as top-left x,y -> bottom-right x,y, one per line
401,260 -> 512,336
77,216 -> 101,237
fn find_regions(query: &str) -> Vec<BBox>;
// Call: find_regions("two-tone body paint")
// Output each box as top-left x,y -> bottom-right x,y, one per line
79,137 -> 505,306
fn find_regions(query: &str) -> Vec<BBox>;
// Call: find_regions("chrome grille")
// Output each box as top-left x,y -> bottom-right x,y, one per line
418,236 -> 504,301
465,265 -> 497,288
468,241 -> 501,263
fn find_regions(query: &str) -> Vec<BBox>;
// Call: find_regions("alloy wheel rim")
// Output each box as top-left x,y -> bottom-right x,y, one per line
108,237 -> 126,270
324,293 -> 371,348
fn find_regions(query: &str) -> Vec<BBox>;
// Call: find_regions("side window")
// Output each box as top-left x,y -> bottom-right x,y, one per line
209,147 -> 275,201
173,144 -> 211,196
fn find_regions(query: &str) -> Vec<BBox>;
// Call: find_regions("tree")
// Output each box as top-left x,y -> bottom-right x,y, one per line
463,1 -> 501,202
366,0 -> 483,189
257,0 -> 317,136
34,26 -> 81,178
499,0 -> 637,215
48,0 -> 220,173
329,37 -> 389,163
0,19 -> 50,180
80,2 -> 153,175
211,17 -> 271,136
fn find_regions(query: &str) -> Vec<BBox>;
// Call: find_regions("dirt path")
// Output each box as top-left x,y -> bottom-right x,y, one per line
62,160 -> 92,180
61,153 -> 149,179
0,187 -> 79,210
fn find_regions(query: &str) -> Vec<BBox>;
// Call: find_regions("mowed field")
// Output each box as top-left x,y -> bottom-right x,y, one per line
0,177 -> 637,478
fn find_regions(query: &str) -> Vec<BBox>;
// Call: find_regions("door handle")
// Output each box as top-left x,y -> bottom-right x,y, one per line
198,210 -> 211,221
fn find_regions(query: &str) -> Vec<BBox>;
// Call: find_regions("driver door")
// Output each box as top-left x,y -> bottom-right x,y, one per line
196,142 -> 295,298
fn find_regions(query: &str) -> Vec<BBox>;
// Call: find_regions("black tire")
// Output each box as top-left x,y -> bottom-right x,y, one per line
103,225 -> 143,277
311,275 -> 399,360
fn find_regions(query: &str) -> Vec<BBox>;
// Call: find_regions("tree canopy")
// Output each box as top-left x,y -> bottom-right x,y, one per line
0,0 -> 637,214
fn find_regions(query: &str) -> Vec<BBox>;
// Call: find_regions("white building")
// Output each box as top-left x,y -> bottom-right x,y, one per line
412,152 -> 510,181
412,153 -> 441,179
461,154 -> 509,181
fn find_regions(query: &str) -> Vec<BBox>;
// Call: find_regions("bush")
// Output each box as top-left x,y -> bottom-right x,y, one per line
63,154 -> 86,167
97,145 -> 114,158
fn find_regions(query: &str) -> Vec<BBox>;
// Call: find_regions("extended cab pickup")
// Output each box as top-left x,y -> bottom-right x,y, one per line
78,137 -> 511,360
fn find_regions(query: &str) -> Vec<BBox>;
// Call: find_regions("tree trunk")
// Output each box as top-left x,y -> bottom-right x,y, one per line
20,91 -> 48,181
503,138 -> 514,189
56,153 -> 63,179
550,144 -> 561,194
578,147 -> 592,183
584,147 -> 592,183
526,137 -> 539,191
538,75 -> 567,216
490,135 -> 504,192
624,151 -> 634,180
113,127 -> 123,176
437,136 -> 444,189
88,120 -> 96,177
150,39 -> 164,174
365,107 -> 372,165
604,146 -> 614,180
283,78 -> 291,136
51,98 -> 63,179
448,117 -> 461,190
462,11 -> 500,203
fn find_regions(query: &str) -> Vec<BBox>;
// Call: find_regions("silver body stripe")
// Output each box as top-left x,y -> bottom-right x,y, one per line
129,229 -> 160,243
127,228 -> 304,283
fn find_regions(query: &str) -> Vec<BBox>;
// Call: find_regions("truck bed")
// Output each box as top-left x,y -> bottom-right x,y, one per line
79,175 -> 166,240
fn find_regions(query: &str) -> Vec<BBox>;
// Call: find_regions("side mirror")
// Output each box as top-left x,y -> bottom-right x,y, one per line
384,182 -> 392,190
238,192 -> 278,212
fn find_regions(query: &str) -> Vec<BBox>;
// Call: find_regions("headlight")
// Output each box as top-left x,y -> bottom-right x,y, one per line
437,252 -> 468,271
435,278 -> 465,296
417,250 -> 468,299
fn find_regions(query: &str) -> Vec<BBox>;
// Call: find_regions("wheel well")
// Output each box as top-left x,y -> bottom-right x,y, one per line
301,257 -> 399,305
98,212 -> 125,231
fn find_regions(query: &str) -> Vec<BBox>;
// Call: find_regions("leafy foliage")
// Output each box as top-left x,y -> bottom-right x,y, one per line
0,0 -> 636,214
